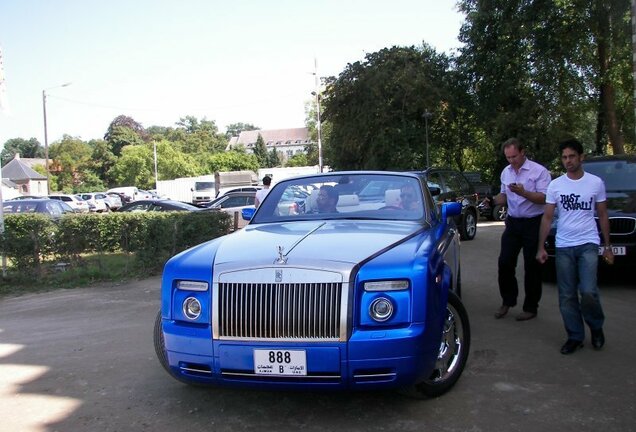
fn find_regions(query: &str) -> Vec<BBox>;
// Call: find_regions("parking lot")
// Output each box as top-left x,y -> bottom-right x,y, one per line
0,221 -> 634,432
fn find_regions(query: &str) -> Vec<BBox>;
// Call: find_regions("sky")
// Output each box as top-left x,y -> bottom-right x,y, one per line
0,0 -> 464,150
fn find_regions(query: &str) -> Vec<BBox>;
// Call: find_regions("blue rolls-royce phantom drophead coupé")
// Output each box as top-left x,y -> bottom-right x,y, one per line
154,171 -> 470,398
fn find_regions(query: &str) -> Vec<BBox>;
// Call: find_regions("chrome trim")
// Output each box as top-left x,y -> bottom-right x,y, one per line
221,371 -> 341,379
213,266 -> 351,342
180,366 -> 212,374
216,281 -> 346,341
352,373 -> 397,379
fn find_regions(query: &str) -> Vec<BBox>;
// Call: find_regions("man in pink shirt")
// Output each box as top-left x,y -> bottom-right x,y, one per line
493,138 -> 551,321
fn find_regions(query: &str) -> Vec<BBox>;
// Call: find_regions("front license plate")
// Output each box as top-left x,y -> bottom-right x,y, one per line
254,349 -> 307,376
598,246 -> 626,256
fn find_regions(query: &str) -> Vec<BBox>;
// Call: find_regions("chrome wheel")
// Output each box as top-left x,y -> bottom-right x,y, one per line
402,291 -> 470,398
426,301 -> 465,383
461,211 -> 477,240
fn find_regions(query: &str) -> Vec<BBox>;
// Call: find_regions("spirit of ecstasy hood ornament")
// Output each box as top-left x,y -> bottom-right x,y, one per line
273,223 -> 326,265
274,245 -> 288,264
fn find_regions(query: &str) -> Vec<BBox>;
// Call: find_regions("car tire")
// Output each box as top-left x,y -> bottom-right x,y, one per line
400,291 -> 471,399
492,204 -> 507,221
460,210 -> 477,241
153,311 -> 196,385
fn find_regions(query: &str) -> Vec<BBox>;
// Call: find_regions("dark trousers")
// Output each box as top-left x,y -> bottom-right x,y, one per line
498,215 -> 543,313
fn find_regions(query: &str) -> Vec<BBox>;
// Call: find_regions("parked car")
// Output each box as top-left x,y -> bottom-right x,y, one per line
106,186 -> 139,203
201,191 -> 256,228
7,195 -> 44,200
463,171 -> 492,201
216,186 -> 262,199
118,199 -> 201,212
78,193 -> 109,213
48,194 -> 90,213
478,194 -> 508,221
3,198 -> 75,220
103,192 -> 123,211
418,168 -> 479,240
154,171 -> 470,398
543,155 -> 636,274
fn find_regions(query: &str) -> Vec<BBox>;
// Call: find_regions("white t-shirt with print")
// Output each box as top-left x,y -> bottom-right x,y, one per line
255,187 -> 270,207
546,172 -> 606,248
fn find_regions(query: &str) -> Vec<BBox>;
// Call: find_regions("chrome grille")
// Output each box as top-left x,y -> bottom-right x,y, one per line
609,217 -> 636,235
218,282 -> 342,340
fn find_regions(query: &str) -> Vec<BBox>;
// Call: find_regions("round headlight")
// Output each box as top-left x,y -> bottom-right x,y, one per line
369,297 -> 394,322
183,297 -> 202,320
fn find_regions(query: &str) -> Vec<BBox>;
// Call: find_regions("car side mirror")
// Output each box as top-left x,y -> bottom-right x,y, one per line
242,207 -> 256,221
441,202 -> 461,221
429,186 -> 441,197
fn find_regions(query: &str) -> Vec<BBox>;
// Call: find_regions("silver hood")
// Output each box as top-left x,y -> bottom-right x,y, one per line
214,220 -> 424,270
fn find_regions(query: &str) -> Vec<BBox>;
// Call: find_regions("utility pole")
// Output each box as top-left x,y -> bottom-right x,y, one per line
632,0 -> 636,141
314,58 -> 323,173
423,111 -> 432,168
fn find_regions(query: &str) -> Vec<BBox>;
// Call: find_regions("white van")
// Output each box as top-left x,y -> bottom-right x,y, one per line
106,186 -> 140,203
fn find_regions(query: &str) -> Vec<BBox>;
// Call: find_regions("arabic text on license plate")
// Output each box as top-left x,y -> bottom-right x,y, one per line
254,349 -> 307,376
598,246 -> 626,256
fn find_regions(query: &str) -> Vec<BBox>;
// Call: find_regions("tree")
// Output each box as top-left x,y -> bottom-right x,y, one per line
225,122 -> 259,139
49,135 -> 93,192
252,134 -> 268,166
153,140 -> 203,180
104,115 -> 147,156
1,138 -> 44,165
456,0 -> 631,159
109,145 -> 155,189
86,139 -> 117,187
286,153 -> 309,167
304,99 -> 325,166
174,116 -> 228,155
323,45 -> 452,170
200,151 -> 259,173
267,148 -> 281,167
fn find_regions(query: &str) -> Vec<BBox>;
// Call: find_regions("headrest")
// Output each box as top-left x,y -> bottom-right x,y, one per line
385,189 -> 401,207
336,194 -> 359,207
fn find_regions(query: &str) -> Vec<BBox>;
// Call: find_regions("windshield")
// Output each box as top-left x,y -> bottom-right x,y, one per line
584,160 -> 636,192
195,182 -> 215,191
252,173 -> 427,223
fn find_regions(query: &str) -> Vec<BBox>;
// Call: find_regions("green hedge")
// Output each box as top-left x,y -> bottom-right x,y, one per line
0,211 -> 232,277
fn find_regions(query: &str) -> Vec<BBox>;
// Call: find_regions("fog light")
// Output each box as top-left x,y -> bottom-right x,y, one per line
183,297 -> 202,320
369,297 -> 394,322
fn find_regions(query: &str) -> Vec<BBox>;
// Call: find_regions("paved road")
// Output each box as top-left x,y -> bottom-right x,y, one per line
1,222 -> 635,432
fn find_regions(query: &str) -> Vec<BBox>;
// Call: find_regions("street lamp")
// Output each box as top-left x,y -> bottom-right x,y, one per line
42,82 -> 71,194
313,58 -> 324,172
423,111 -> 433,168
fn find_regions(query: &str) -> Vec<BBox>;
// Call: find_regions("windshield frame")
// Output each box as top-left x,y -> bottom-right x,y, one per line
251,172 -> 432,224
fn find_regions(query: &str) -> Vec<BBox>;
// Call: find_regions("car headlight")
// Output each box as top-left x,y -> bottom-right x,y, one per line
177,280 -> 209,291
364,280 -> 409,292
183,297 -> 202,320
369,297 -> 394,322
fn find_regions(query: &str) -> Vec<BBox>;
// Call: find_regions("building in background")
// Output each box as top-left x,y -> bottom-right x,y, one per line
227,127 -> 312,161
1,154 -> 48,196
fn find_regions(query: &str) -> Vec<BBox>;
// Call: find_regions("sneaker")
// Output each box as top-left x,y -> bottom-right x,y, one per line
560,339 -> 584,355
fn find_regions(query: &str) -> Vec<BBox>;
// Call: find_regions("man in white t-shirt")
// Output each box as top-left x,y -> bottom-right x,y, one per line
537,138 -> 613,355
254,176 -> 272,208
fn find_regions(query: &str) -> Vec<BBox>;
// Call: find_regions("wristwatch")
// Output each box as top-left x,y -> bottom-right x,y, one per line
603,245 -> 612,251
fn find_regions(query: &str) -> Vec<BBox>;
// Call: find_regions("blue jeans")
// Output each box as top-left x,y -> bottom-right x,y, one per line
555,243 -> 605,341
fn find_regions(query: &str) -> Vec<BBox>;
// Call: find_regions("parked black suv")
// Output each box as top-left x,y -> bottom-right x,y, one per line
544,155 -> 636,273
420,168 -> 479,240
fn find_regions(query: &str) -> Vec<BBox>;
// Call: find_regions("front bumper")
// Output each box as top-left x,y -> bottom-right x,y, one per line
161,319 -> 440,390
